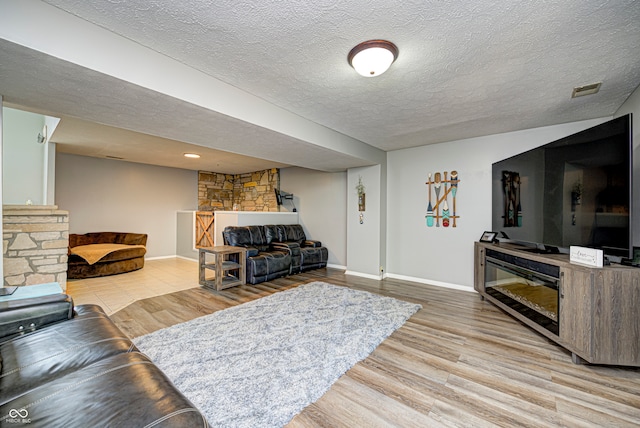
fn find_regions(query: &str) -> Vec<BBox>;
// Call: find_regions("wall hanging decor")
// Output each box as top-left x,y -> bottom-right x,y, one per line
501,170 -> 522,227
356,176 -> 366,224
425,170 -> 459,227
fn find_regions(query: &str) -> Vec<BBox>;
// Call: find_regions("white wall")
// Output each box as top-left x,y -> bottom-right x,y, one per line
347,165 -> 384,277
615,83 -> 640,245
386,118 -> 610,289
176,211 -> 198,260
2,107 -> 46,205
43,116 -> 61,204
55,153 -> 197,257
280,167 -> 347,267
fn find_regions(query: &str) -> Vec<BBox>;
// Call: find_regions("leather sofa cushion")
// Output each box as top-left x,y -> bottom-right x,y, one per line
301,247 -> 329,266
276,224 -> 307,245
263,224 -> 279,243
74,304 -> 109,318
0,309 -> 136,405
0,352 -> 207,427
0,294 -> 74,340
224,225 -> 270,251
247,251 -> 291,277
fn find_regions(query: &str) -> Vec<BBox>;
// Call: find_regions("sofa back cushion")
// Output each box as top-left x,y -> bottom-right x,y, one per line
223,226 -> 269,251
69,232 -> 147,248
276,224 -> 306,244
263,225 -> 279,243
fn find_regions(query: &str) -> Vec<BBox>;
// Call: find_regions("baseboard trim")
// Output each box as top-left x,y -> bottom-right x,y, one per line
176,255 -> 198,262
143,257 -> 472,292
145,255 -> 178,261
344,270 -> 383,281
326,263 -> 347,271
385,273 -> 475,292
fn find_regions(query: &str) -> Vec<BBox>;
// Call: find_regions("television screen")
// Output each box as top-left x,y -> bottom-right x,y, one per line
492,114 -> 633,259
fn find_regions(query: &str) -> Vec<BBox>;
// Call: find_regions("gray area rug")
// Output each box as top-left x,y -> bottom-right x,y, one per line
134,281 -> 421,427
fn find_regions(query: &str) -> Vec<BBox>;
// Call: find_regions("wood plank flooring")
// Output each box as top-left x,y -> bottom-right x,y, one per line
110,266 -> 640,427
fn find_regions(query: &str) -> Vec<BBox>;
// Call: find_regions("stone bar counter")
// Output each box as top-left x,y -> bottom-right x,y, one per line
3,205 -> 69,290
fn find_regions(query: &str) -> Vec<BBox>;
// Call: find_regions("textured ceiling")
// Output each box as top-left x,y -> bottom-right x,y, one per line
2,0 -> 640,172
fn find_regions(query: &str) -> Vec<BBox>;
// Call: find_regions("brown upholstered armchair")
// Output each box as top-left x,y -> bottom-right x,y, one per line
67,232 -> 147,279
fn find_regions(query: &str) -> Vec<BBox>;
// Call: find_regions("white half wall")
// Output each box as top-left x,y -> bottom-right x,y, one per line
55,153 -> 197,258
279,167 -> 347,267
386,117 -> 611,289
213,211 -> 299,246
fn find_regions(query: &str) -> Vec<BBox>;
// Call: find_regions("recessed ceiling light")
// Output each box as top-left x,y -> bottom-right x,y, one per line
348,40 -> 398,77
572,82 -> 602,98
184,153 -> 200,159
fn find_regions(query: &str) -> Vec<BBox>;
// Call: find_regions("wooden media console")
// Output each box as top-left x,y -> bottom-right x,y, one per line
475,242 -> 640,366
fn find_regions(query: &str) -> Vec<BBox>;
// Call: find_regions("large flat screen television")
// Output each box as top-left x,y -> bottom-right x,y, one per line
492,114 -> 633,259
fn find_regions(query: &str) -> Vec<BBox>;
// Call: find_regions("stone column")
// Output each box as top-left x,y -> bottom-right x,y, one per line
3,205 -> 69,290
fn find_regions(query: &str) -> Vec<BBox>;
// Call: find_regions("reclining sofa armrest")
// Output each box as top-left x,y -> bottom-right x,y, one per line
0,294 -> 74,341
303,240 -> 322,248
271,241 -> 301,256
244,246 -> 260,257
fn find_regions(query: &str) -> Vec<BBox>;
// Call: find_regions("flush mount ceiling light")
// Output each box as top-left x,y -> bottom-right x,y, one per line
348,40 -> 398,77
183,153 -> 200,159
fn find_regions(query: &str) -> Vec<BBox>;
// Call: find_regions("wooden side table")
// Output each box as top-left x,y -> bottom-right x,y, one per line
199,246 -> 247,290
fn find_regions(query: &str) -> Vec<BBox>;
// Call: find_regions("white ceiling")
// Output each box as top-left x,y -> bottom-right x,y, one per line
1,0 -> 639,173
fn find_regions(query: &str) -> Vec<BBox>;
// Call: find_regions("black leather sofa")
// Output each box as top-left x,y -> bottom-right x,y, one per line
0,293 -> 208,427
223,224 -> 328,284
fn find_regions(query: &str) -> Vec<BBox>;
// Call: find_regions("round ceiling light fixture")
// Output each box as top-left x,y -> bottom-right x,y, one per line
348,40 -> 398,77
183,153 -> 201,159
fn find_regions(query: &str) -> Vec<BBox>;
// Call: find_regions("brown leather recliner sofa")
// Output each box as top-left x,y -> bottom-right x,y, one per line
0,293 -> 208,427
68,232 -> 147,279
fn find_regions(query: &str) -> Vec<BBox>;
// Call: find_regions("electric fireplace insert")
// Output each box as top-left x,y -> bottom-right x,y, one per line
484,248 -> 560,334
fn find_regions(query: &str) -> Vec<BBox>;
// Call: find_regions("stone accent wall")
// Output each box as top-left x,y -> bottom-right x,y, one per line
3,205 -> 69,290
198,168 -> 279,212
198,172 -> 236,211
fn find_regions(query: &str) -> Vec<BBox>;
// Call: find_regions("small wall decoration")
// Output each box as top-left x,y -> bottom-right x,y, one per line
501,171 -> 522,227
356,176 -> 365,224
425,170 -> 459,227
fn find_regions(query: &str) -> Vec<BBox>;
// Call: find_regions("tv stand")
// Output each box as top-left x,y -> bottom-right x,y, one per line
475,242 -> 640,367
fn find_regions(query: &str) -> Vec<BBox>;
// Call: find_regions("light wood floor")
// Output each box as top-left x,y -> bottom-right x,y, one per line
97,260 -> 640,427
